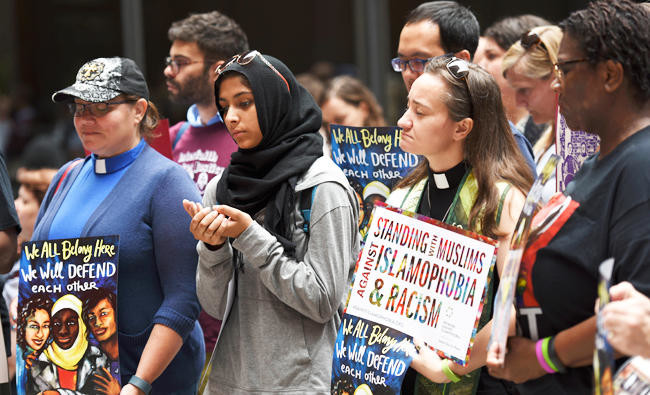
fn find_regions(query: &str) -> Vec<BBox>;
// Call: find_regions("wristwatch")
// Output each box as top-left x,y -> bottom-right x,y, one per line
128,375 -> 152,394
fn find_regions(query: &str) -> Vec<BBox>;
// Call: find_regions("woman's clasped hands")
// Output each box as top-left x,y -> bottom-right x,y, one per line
183,200 -> 253,248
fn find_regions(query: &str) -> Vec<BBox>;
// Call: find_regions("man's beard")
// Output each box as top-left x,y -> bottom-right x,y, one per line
167,71 -> 213,107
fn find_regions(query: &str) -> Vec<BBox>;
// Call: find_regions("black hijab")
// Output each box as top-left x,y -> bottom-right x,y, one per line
214,52 -> 323,256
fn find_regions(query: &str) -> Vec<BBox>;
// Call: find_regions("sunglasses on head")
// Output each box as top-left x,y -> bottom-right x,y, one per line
445,57 -> 470,80
216,50 -> 290,92
444,56 -> 473,117
520,31 -> 550,53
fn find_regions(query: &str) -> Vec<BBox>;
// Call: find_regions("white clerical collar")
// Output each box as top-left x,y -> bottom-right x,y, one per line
432,173 -> 450,189
93,140 -> 145,174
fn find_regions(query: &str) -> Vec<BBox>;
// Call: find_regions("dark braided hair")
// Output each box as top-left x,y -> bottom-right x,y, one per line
559,0 -> 650,102
17,295 -> 53,351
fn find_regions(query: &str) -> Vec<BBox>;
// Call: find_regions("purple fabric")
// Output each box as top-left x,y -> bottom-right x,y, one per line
170,121 -> 237,196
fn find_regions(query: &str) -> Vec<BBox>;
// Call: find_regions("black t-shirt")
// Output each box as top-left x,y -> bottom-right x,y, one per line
516,126 -> 650,394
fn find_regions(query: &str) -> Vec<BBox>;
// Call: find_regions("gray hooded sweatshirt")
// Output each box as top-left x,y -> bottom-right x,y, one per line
196,156 -> 360,394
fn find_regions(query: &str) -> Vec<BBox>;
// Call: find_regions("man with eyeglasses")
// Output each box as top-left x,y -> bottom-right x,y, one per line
393,1 -> 536,180
393,1 -> 478,93
164,10 -> 248,381
165,11 -> 248,195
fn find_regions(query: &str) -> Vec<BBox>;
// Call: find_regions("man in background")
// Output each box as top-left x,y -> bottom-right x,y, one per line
392,1 -> 536,175
164,10 -> 249,375
165,11 -> 249,194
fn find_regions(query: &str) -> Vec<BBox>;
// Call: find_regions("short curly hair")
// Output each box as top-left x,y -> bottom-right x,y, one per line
17,295 -> 53,351
168,11 -> 249,63
559,0 -> 650,102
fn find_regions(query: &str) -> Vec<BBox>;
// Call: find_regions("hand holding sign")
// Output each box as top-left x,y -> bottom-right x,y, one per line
409,338 -> 452,384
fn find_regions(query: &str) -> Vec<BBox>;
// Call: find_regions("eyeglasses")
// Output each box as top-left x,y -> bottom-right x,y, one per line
391,57 -> 432,73
165,56 -> 208,74
216,50 -> 290,92
445,57 -> 473,117
67,100 -> 134,117
553,58 -> 589,80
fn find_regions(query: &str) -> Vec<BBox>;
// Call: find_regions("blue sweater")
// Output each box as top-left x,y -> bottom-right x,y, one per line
33,143 -> 204,392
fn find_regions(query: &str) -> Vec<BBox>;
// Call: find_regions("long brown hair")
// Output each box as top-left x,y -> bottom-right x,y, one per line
396,57 -> 533,238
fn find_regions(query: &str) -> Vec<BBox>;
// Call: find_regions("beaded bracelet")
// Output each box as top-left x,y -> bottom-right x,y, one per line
442,359 -> 462,383
535,338 -> 556,374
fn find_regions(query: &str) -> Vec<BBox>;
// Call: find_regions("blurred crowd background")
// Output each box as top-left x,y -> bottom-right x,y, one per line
0,0 -> 588,190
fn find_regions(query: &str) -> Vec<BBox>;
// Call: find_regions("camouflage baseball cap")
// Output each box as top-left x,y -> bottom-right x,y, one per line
52,57 -> 149,103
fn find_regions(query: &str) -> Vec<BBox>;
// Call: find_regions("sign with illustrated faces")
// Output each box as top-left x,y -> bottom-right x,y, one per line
555,109 -> 600,192
331,203 -> 497,394
329,125 -> 419,239
16,236 -> 120,395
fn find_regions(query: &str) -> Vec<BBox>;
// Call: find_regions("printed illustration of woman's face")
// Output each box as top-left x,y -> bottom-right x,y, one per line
87,298 -> 116,342
52,308 -> 79,349
25,308 -> 50,351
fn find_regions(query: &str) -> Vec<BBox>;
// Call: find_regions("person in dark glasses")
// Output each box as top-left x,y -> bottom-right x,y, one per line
386,56 -> 534,395
34,57 -> 205,394
185,51 -> 360,394
502,25 -> 563,204
487,1 -> 650,394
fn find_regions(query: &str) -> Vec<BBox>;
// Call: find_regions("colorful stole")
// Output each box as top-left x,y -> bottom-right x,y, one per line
388,169 -> 511,395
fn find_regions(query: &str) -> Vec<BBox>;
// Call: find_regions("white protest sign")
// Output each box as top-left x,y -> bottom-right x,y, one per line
346,205 -> 497,364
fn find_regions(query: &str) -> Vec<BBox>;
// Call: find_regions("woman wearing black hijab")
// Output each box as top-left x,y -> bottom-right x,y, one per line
184,51 -> 359,394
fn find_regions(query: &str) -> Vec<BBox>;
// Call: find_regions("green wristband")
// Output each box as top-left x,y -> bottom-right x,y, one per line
442,359 -> 462,383
548,336 -> 567,373
128,375 -> 152,395
541,337 -> 560,373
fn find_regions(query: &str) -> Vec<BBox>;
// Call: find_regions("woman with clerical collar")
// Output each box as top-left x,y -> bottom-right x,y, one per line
32,57 -> 204,394
386,56 -> 533,394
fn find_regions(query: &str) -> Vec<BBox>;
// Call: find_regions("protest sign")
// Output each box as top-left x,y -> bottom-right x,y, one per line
594,258 -> 615,395
487,155 -> 560,365
329,125 -> 418,236
332,314 -> 412,394
556,111 -> 599,192
614,357 -> 650,395
16,236 -> 120,395
332,203 -> 497,394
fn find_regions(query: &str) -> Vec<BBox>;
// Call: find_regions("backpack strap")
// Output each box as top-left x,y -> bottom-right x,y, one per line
172,122 -> 191,150
54,159 -> 83,195
300,187 -> 318,234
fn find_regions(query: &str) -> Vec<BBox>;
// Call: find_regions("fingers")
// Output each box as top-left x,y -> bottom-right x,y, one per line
215,204 -> 242,219
182,199 -> 202,217
188,205 -> 229,245
486,342 -> 504,368
609,281 -> 635,301
413,337 -> 425,352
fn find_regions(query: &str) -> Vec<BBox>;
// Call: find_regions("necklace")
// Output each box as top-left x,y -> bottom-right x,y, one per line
426,180 -> 454,222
